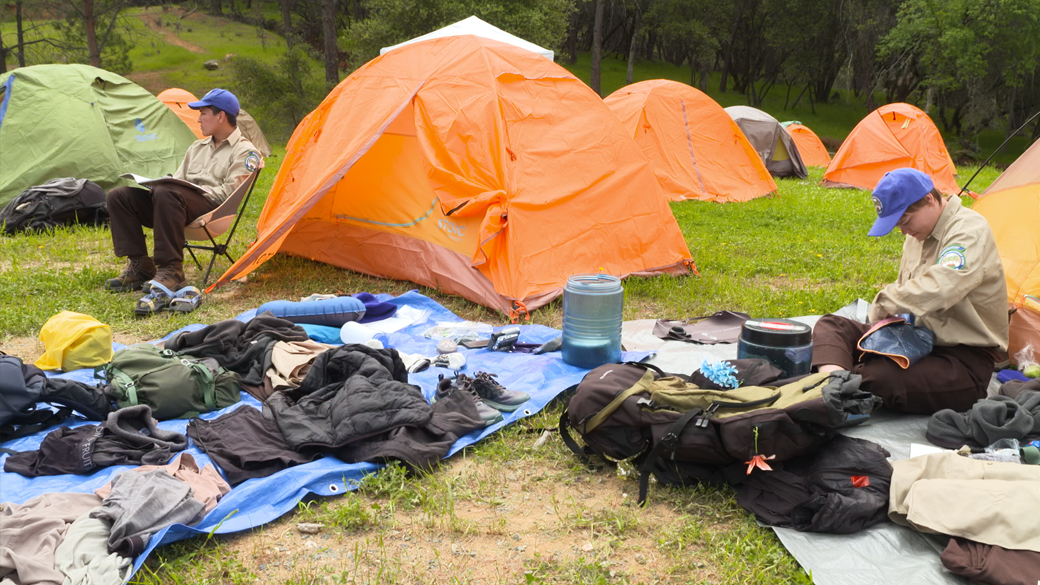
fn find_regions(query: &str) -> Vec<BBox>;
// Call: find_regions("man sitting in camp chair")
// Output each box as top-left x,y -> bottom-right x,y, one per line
811,168 -> 1008,415
104,88 -> 261,308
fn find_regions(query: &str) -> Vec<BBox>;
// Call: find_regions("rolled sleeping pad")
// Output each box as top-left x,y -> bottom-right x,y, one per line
255,296 -> 366,327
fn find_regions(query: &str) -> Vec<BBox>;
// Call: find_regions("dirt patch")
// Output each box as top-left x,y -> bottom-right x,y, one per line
137,12 -> 206,54
124,70 -> 174,95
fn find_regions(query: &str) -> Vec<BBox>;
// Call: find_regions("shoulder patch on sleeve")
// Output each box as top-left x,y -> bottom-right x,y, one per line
937,244 -> 967,270
244,151 -> 261,172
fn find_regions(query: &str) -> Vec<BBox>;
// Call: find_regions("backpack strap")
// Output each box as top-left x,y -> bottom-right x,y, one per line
0,406 -> 74,443
637,407 -> 703,506
580,368 -> 656,435
184,359 -> 216,410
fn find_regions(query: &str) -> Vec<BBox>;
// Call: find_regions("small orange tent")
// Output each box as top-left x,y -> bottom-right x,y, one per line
973,139 -> 1040,358
604,80 -> 776,203
782,122 -> 831,167
207,36 -> 694,314
157,88 -> 204,138
823,103 -> 958,194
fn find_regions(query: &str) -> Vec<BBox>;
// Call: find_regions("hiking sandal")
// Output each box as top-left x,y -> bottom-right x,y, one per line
134,280 -> 175,316
169,286 -> 203,313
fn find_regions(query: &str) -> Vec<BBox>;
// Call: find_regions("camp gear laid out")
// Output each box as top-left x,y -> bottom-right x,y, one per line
688,358 -> 784,391
942,538 -> 1040,585
134,280 -> 188,316
435,373 -> 502,426
95,453 -> 231,514
4,405 -> 188,477
889,451 -> 1040,553
0,64 -> 197,208
823,103 -> 958,195
604,80 -> 777,203
0,178 -> 107,234
737,318 -> 813,378
927,387 -> 1040,449
35,311 -> 113,372
339,321 -> 390,347
857,316 -> 936,368
169,286 -> 203,313
256,296 -> 366,327
562,274 -> 624,369
0,493 -> 105,585
781,122 -> 831,167
204,35 -> 694,315
106,256 -> 157,293
560,363 -> 882,504
101,344 -> 241,420
56,514 -> 133,585
264,345 -> 432,450
431,352 -> 466,370
725,106 -> 808,179
1,354 -> 111,442
436,339 -> 458,354
729,435 -> 893,534
449,371 -> 531,413
653,311 -> 750,344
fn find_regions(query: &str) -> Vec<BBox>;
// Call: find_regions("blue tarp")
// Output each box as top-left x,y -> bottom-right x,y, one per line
0,291 -> 645,575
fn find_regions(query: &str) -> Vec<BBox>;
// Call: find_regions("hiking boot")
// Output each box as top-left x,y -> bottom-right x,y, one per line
435,373 -> 503,427
105,256 -> 155,293
144,263 -> 187,294
469,372 -> 530,412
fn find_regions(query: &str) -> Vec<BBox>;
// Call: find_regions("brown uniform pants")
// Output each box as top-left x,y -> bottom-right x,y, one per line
106,184 -> 216,267
811,314 -> 994,414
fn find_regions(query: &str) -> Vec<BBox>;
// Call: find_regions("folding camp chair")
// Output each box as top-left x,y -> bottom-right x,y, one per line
184,162 -> 263,286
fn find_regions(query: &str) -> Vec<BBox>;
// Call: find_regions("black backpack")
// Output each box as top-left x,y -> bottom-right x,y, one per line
0,178 -> 108,235
559,362 -> 883,505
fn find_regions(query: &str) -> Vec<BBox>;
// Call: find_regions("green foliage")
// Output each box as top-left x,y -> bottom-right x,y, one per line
44,1 -> 135,74
230,45 -> 326,142
341,0 -> 573,69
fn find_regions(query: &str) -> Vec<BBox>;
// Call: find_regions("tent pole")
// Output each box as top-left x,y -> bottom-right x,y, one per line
958,109 -> 1040,197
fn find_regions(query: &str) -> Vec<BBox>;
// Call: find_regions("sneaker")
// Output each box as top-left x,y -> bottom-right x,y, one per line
144,263 -> 187,294
435,374 -> 503,427
105,256 -> 155,292
469,372 -> 530,412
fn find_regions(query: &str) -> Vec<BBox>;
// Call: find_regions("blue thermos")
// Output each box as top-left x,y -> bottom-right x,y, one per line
562,274 -> 624,369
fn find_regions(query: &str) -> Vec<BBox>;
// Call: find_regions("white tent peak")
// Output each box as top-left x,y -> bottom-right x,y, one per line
379,16 -> 554,61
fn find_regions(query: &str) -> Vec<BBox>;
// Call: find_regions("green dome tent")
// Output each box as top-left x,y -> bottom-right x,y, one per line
0,64 -> 197,206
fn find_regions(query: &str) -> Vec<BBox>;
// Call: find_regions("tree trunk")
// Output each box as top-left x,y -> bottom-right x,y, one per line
625,9 -> 641,85
322,0 -> 338,87
565,7 -> 579,65
280,0 -> 293,47
210,0 -> 221,15
699,62 -> 709,91
0,33 -> 7,74
16,1 -> 26,67
590,0 -> 605,96
83,0 -> 101,67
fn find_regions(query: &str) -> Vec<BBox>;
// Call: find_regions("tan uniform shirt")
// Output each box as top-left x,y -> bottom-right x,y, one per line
869,196 -> 1009,350
173,127 -> 261,206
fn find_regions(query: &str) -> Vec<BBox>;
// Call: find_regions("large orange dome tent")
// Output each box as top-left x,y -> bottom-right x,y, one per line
157,88 -> 273,157
823,103 -> 958,194
604,80 -> 777,202
207,36 -> 694,314
781,122 -> 831,167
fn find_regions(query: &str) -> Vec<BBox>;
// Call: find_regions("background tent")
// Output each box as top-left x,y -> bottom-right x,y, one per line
972,139 -> 1040,359
605,80 -> 777,203
209,36 -> 693,314
380,15 -> 554,60
0,64 -> 196,206
157,88 -> 273,157
725,106 -> 808,178
781,121 -> 831,167
823,103 -> 958,194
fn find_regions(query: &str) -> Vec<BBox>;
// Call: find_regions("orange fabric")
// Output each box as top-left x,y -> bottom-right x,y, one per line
208,36 -> 694,313
785,123 -> 831,167
604,80 -> 776,202
974,139 -> 1040,304
157,88 -> 204,139
823,103 -> 958,194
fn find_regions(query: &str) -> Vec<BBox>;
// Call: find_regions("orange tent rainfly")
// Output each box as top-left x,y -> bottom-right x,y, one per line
207,36 -> 694,314
781,122 -> 831,167
823,103 -> 958,194
604,80 -> 777,202
157,88 -> 205,139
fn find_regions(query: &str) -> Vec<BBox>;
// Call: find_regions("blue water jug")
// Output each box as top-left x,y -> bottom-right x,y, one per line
562,274 -> 624,369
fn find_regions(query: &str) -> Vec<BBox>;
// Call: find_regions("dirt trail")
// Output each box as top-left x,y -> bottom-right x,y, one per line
137,12 -> 206,54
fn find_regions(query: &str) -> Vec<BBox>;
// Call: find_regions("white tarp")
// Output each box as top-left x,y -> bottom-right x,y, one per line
380,16 -> 555,61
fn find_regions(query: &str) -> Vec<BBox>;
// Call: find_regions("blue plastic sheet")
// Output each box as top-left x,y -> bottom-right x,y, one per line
0,291 -> 646,576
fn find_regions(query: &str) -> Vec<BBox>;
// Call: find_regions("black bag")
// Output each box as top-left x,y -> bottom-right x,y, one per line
0,178 -> 108,235
0,353 -> 111,442
559,362 -> 882,504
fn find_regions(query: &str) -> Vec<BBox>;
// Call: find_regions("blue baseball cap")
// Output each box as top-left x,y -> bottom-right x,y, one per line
867,168 -> 934,237
188,88 -> 240,117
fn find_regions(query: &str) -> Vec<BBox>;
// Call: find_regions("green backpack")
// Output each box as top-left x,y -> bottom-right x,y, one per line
101,344 -> 241,420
